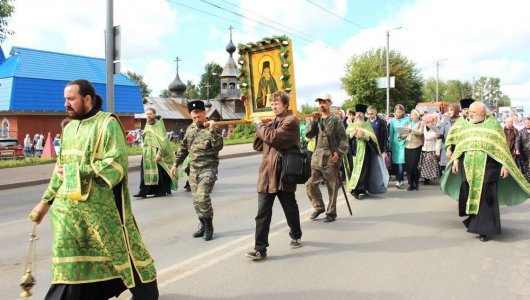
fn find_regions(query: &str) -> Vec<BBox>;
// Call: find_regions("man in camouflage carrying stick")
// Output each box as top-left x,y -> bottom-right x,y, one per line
305,93 -> 349,222
171,101 -> 224,241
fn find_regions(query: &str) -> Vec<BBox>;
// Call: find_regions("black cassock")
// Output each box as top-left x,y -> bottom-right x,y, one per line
458,154 -> 502,236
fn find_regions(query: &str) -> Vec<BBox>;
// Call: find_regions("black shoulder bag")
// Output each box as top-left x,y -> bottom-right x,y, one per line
280,147 -> 311,184
278,118 -> 313,184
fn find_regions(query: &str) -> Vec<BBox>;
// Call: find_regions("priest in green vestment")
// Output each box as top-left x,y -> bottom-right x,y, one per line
133,107 -> 177,198
346,104 -> 389,199
30,80 -> 158,299
440,101 -> 530,242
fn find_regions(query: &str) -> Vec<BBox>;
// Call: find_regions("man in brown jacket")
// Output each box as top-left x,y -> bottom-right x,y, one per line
246,91 -> 303,260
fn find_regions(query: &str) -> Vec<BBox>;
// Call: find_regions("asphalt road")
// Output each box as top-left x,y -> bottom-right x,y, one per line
1,155 -> 530,300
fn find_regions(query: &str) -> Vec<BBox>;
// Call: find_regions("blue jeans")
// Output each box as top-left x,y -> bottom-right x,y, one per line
393,163 -> 404,181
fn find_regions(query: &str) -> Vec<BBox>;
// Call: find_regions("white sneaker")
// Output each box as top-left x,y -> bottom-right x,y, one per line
395,181 -> 403,189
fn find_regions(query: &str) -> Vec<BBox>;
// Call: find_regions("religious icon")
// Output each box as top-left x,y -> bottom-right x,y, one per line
237,36 -> 297,120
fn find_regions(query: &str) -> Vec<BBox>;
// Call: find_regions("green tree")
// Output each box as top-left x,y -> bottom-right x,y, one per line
421,77 -> 447,101
421,78 -> 472,103
341,48 -> 423,114
473,76 -> 503,108
159,89 -> 172,98
497,95 -> 511,107
198,62 -> 223,100
184,80 -> 199,99
299,103 -> 318,115
126,71 -> 152,98
0,0 -> 15,42
444,80 -> 472,102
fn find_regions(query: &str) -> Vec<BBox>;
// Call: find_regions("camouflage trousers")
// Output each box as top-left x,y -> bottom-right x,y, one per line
305,164 -> 341,216
189,166 -> 218,218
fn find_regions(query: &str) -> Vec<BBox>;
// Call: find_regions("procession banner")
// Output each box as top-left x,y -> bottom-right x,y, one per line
236,35 -> 298,121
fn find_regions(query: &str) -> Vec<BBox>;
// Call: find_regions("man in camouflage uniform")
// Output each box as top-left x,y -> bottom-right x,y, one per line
171,100 -> 223,241
305,93 -> 349,222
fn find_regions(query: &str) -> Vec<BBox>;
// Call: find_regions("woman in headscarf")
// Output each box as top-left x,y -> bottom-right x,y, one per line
419,113 -> 442,185
400,109 -> 424,191
439,103 -> 460,173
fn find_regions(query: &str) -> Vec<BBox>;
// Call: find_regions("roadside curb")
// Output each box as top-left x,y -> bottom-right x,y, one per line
0,151 -> 259,191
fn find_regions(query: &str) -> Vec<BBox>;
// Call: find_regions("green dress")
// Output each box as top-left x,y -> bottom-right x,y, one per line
42,112 -> 157,288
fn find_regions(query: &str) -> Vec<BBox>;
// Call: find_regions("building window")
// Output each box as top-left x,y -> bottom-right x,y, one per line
229,82 -> 235,89
222,83 -> 227,90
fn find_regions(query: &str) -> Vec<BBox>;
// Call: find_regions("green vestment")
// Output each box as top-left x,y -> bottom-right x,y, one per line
346,120 -> 389,194
440,115 -> 530,214
142,117 -> 177,188
41,112 -> 157,288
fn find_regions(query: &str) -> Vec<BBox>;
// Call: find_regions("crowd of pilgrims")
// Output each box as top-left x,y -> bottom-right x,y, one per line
301,102 -> 530,190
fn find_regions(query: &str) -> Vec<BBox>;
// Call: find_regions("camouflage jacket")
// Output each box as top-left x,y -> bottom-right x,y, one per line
174,122 -> 224,169
306,114 -> 348,168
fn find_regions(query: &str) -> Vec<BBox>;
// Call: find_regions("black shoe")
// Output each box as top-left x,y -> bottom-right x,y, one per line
133,193 -> 147,198
153,193 -> 166,197
245,249 -> 267,260
192,218 -> 205,238
424,179 -> 430,185
167,191 -> 172,195
407,185 -> 414,191
310,210 -> 325,220
323,215 -> 336,223
479,235 -> 489,242
203,218 -> 213,241
352,191 -> 364,200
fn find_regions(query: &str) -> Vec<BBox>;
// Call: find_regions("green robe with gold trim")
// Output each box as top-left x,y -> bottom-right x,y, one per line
346,120 -> 389,194
440,115 -> 530,213
41,111 -> 157,288
141,117 -> 177,189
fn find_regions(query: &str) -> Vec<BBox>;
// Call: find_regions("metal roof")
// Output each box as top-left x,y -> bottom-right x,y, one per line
136,97 -> 190,119
0,46 -> 143,113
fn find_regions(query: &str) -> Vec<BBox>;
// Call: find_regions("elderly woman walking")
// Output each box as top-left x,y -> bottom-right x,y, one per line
419,113 -> 442,185
400,109 -> 424,191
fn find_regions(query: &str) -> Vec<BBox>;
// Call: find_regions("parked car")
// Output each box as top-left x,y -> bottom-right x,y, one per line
0,138 -> 25,159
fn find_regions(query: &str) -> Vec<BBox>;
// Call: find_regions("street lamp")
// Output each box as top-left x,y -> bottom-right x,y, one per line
435,58 -> 447,102
386,26 -> 402,116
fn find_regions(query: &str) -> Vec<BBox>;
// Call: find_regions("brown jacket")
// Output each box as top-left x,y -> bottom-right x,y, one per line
253,110 -> 300,193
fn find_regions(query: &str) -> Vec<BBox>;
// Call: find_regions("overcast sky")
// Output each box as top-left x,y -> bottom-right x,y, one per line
3,0 -> 529,113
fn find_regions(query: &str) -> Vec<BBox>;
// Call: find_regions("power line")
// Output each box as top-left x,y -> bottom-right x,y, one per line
221,0 -> 344,50
167,0 -> 350,59
305,0 -> 368,30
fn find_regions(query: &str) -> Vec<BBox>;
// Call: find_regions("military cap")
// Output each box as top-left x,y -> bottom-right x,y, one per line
187,100 -> 205,112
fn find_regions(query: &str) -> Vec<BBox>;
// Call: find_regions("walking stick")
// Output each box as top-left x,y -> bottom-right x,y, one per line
339,171 -> 353,215
324,133 -> 353,216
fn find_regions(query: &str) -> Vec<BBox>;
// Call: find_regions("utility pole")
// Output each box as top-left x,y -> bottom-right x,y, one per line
435,59 -> 447,102
205,83 -> 211,101
105,0 -> 114,112
385,27 -> 402,116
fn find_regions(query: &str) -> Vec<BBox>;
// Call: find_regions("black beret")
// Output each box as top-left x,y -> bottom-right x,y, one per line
459,98 -> 475,109
355,104 -> 368,113
187,100 -> 205,112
